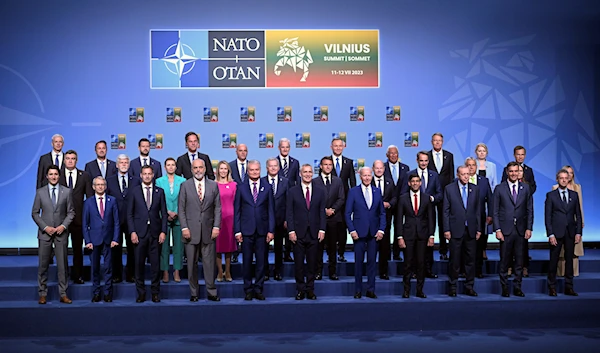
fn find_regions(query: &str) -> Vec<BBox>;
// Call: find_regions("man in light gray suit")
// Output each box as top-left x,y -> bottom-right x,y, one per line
31,165 -> 75,304
178,159 -> 221,302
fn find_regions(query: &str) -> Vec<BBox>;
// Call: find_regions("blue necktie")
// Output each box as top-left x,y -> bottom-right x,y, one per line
335,157 -> 341,176
391,164 -> 398,184
100,161 -> 106,178
271,177 -> 276,196
51,187 -> 57,206
54,154 -> 60,167
143,158 -> 148,166
121,176 -> 127,193
68,171 -> 73,189
421,170 -> 426,192
461,185 -> 467,209
241,163 -> 246,182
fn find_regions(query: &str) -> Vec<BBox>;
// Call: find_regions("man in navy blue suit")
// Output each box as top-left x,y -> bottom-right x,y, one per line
129,138 -> 163,181
408,151 -> 443,278
277,138 -> 300,262
127,165 -> 168,303
85,140 -> 117,180
444,165 -> 481,297
331,137 -> 356,263
83,176 -> 120,302
229,143 -> 248,184
546,169 -> 582,296
265,157 -> 289,281
465,157 -> 493,278
384,145 -> 410,261
36,134 -> 66,189
345,167 -> 386,299
287,164 -> 326,300
234,160 -> 275,300
494,162 -> 533,297
371,160 -> 397,280
106,154 -> 141,283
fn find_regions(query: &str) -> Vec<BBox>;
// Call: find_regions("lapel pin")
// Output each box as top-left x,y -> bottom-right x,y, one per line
520,186 -> 523,190
226,185 -> 230,189
469,189 -> 472,192
260,187 -> 264,192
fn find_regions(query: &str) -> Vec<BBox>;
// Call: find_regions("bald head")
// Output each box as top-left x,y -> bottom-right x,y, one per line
372,160 -> 385,177
236,143 -> 248,161
192,158 -> 206,180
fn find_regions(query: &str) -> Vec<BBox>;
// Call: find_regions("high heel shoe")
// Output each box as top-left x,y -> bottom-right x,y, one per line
173,271 -> 181,283
162,272 -> 170,283
225,274 -> 233,282
217,275 -> 223,282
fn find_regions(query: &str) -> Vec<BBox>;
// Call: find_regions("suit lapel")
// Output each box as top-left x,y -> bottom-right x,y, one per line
515,182 -> 525,206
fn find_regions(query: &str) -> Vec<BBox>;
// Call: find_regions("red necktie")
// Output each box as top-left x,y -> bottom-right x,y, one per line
306,186 -> 310,209
414,193 -> 418,215
99,197 -> 105,219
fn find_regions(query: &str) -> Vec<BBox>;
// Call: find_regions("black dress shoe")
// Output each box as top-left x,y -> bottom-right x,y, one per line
564,288 -> 578,296
548,288 -> 557,297
393,255 -> 401,261
513,288 -> 525,297
402,290 -> 410,298
113,277 -> 123,284
244,292 -> 253,301
354,292 -> 362,299
366,291 -> 377,299
448,290 -> 457,297
190,296 -> 199,302
476,273 -> 484,279
126,276 -> 134,283
254,292 -> 266,300
104,295 -> 113,302
315,273 -> 322,280
74,278 -> 85,284
426,272 -> 438,279
232,254 -> 239,263
136,295 -> 146,303
264,275 -> 270,281
306,291 -> 317,300
501,287 -> 510,297
283,255 -> 294,262
92,294 -> 101,303
379,274 -> 390,280
152,294 -> 160,303
459,273 -> 466,278
411,273 -> 417,279
338,255 -> 347,263
295,291 -> 305,300
274,273 -> 283,281
440,254 -> 449,260
416,291 -> 427,298
207,295 -> 221,301
464,288 -> 478,297
329,274 -> 339,281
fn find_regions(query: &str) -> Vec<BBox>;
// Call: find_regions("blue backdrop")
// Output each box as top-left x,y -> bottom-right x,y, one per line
1,0 -> 599,248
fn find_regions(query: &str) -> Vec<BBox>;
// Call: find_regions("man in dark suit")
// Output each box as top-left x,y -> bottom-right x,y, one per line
494,161 -> 533,297
501,145 -> 536,276
83,176 -> 120,302
31,165 -> 75,304
234,160 -> 275,300
37,134 -> 66,189
127,165 -> 168,303
465,157 -> 493,278
85,140 -> 117,180
396,173 -> 435,298
106,154 -> 141,283
384,145 -> 410,261
408,151 -> 443,278
331,137 -> 356,262
345,167 -> 386,299
546,169 -> 582,296
59,150 -> 93,284
265,158 -> 289,281
443,165 -> 481,297
175,132 -> 215,180
129,138 -> 163,181
371,160 -> 397,279
229,143 -> 249,184
277,137 -> 300,261
287,164 -> 326,300
313,156 -> 345,280
427,132 -> 455,260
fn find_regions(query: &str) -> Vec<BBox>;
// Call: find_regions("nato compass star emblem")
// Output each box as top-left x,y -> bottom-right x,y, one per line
159,40 -> 199,78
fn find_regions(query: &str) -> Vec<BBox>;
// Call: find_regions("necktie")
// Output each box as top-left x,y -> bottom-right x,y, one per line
271,177 -> 276,196
100,161 -> 106,178
326,176 -> 330,185
241,163 -> 246,182
461,185 -> 467,209
68,172 -> 73,189
391,164 -> 398,184
414,193 -> 418,215
197,182 -> 203,201
512,184 -> 517,203
55,154 -> 60,167
143,158 -> 148,166
305,186 -> 310,209
99,196 -> 104,219
365,187 -> 372,209
335,157 -> 341,176
252,182 -> 258,203
146,186 -> 152,209
51,187 -> 57,206
436,152 -> 442,173
191,153 -> 196,160
562,190 -> 568,204
283,158 -> 289,178
421,170 -> 426,192
378,178 -> 383,195
121,176 -> 127,193
470,176 -> 476,184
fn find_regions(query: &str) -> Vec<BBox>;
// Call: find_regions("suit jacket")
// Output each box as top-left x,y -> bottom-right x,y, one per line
502,163 -> 536,194
129,156 -> 163,180
84,159 -> 117,180
229,159 -> 247,184
384,161 -> 410,190
405,168 -> 443,204
476,160 -> 498,190
331,155 -> 356,195
395,192 -> 435,241
36,152 -> 66,189
31,185 -> 75,241
472,175 -> 493,233
233,177 -> 275,236
277,155 -> 301,187
371,176 -> 397,222
106,174 -> 141,227
345,185 -> 386,238
544,188 -> 582,239
58,168 -> 93,228
493,181 -> 534,236
82,195 -> 120,246
127,184 -> 168,238
155,175 -> 187,226
266,175 -> 289,226
176,151 -> 215,180
427,149 -> 455,188
312,174 -> 345,223
178,178 -> 222,245
286,183 -> 327,240
443,181 -> 481,238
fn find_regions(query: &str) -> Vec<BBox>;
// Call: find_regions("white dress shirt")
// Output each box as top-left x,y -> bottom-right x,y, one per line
194,177 -> 205,200
418,168 -> 429,187
140,155 -> 150,166
118,172 -> 129,192
279,155 -> 289,169
47,183 -> 59,202
332,154 -> 343,171
361,183 -> 371,208
508,180 -> 518,196
65,168 -> 78,188
95,193 -> 106,213
188,151 -> 198,165
321,173 -> 332,184
268,174 -> 278,194
249,178 -> 261,191
142,183 -> 153,205
237,159 -> 247,179
302,182 -> 312,202
53,151 -> 64,169
374,176 -> 385,195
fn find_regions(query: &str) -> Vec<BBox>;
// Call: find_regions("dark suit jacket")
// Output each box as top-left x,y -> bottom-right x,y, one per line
37,152 -> 66,189
384,161 -> 410,191
345,185 -> 386,238
395,192 -> 435,241
127,184 -> 168,238
473,175 -> 493,233
405,168 -> 443,204
331,155 -> 356,195
544,189 -> 582,239
443,181 -> 481,239
229,159 -> 247,184
277,155 -> 301,187
312,174 -> 345,223
371,176 -> 397,222
84,159 -> 117,180
427,149 -> 455,188
58,169 -> 93,228
493,181 -> 534,236
267,175 -> 289,226
175,151 -> 215,180
82,195 -> 120,246
502,163 -> 537,194
129,156 -> 163,180
233,177 -> 275,236
286,183 -> 327,240
106,174 -> 141,227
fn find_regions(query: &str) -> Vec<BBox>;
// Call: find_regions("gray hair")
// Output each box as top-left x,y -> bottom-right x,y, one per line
266,157 -> 279,165
278,138 -> 291,147
247,159 -> 261,168
464,157 -> 477,165
359,166 -> 373,175
92,176 -> 106,185
386,145 -> 398,154
116,154 -> 130,162
51,134 -> 64,142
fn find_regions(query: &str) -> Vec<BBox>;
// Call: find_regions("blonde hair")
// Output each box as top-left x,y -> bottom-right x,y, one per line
216,160 -> 233,182
474,143 -> 488,155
